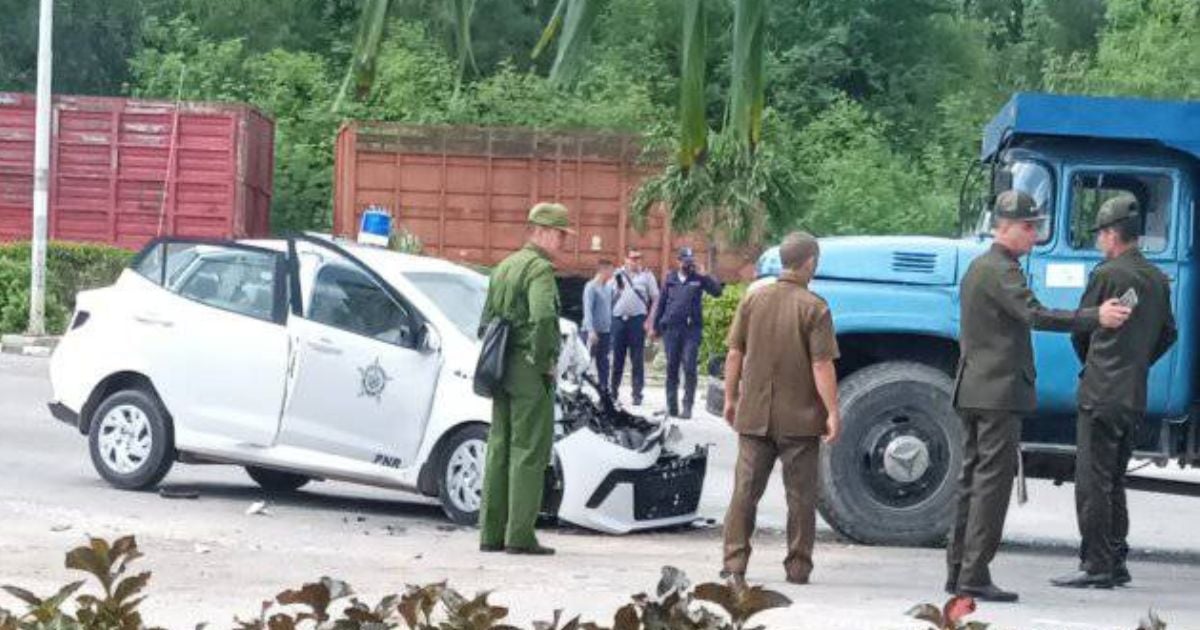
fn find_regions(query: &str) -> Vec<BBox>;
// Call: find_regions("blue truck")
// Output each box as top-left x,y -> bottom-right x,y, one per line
707,92 -> 1200,546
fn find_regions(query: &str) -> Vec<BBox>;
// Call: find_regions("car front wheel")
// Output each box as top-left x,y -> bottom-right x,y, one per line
88,388 -> 175,490
437,424 -> 489,526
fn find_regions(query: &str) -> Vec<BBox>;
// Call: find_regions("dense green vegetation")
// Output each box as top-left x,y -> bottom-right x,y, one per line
1,0 -> 1197,242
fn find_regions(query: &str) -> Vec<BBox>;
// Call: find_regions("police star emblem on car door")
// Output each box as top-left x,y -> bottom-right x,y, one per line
358,358 -> 392,402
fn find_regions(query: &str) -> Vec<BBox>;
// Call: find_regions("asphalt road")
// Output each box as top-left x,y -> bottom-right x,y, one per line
3,353 -> 1199,629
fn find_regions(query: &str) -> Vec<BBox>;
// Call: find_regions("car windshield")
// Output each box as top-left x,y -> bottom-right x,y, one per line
403,271 -> 488,338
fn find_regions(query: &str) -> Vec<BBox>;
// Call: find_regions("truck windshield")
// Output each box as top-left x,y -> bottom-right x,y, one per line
403,271 -> 488,338
976,159 -> 1054,242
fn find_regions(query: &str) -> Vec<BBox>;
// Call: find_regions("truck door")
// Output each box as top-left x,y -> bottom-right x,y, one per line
278,238 -> 442,469
1026,168 -> 1180,414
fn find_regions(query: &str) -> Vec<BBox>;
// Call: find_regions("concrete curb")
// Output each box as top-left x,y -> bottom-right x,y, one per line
1,334 -> 59,357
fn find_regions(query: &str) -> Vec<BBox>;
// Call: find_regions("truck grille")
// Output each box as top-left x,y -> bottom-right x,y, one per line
891,251 -> 938,274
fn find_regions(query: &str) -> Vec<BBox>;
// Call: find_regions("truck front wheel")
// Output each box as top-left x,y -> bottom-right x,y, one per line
818,361 -> 963,546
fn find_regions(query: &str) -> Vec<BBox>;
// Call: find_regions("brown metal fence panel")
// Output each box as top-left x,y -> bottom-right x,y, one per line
333,122 -> 755,279
0,93 -> 274,249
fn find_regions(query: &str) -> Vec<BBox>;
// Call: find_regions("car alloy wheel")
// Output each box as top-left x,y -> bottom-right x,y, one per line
446,437 -> 485,514
97,404 -> 154,475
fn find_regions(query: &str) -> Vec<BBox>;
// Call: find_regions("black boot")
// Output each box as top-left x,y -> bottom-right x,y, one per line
1051,570 -> 1114,589
959,583 -> 1019,603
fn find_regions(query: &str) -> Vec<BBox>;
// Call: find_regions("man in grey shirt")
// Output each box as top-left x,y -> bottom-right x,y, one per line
609,249 -> 659,406
582,259 -> 615,394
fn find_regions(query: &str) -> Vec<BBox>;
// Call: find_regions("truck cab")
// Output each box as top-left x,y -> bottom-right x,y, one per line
731,93 -> 1200,546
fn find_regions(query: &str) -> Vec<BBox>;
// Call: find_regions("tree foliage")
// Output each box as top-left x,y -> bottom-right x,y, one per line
0,0 -> 1196,238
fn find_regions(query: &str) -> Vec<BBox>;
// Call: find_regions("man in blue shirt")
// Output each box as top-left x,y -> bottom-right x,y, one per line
582,260 -> 615,394
609,249 -> 660,406
652,247 -> 722,418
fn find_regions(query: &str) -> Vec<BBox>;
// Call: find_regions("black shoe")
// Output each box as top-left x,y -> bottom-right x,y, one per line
506,544 -> 555,556
679,408 -> 693,420
668,408 -> 679,418
945,565 -> 960,595
959,583 -> 1019,603
1051,570 -> 1114,589
479,543 -> 504,553
1114,565 -> 1132,586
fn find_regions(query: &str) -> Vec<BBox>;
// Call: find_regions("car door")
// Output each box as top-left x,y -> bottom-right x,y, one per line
131,239 -> 290,446
278,238 -> 442,469
1026,167 -> 1181,414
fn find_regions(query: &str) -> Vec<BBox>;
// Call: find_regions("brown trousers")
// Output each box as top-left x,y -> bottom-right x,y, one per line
946,409 -> 1021,587
723,433 -> 820,581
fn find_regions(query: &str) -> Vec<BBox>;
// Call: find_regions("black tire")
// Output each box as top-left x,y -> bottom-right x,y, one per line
245,466 -> 311,492
88,388 -> 175,490
436,424 -> 489,526
818,361 -> 963,546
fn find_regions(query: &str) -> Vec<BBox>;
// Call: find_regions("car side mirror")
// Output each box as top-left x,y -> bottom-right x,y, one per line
420,323 -> 442,354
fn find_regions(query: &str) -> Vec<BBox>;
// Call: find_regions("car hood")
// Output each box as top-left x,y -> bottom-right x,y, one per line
813,236 -> 990,286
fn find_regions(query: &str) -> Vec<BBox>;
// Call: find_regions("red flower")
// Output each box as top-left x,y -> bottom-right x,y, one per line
944,595 -> 976,624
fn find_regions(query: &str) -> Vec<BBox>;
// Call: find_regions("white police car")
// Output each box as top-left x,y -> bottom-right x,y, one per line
48,235 -> 706,534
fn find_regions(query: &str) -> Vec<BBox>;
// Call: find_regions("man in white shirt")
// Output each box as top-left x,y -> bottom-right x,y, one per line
609,249 -> 659,406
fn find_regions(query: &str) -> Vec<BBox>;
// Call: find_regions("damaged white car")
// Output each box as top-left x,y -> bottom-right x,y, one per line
47,235 -> 707,534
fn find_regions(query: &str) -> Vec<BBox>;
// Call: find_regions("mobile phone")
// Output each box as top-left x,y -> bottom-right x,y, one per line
1118,287 -> 1139,309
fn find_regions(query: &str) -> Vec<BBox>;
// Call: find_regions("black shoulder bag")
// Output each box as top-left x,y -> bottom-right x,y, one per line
473,317 -> 510,398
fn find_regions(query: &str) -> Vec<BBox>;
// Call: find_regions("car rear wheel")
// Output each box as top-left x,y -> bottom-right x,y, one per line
245,466 -> 311,493
437,424 -> 488,526
818,361 -> 963,546
88,389 -> 174,490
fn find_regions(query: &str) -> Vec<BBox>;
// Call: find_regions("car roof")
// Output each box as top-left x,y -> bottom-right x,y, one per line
239,236 -> 480,276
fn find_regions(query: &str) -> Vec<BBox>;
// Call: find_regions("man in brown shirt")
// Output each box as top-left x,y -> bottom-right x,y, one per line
720,232 -> 841,585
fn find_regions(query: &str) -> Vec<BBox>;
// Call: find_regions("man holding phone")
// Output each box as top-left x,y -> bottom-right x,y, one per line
1053,194 -> 1177,589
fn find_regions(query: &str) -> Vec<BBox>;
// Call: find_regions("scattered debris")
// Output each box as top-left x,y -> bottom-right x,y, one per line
245,501 -> 270,516
194,544 -> 212,555
382,525 -> 407,536
355,515 -> 367,523
159,488 -> 200,500
436,524 -> 459,532
50,524 -> 72,532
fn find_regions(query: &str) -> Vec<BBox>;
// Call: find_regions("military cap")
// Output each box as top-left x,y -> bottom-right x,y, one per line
1091,194 -> 1140,233
677,247 -> 695,262
527,202 -> 575,234
993,190 -> 1046,222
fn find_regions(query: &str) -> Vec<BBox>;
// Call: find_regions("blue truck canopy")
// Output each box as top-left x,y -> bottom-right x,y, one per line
983,92 -> 1200,162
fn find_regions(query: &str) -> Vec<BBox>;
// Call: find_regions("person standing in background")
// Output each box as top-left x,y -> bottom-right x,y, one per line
610,249 -> 659,406
582,260 -> 615,394
652,247 -> 722,419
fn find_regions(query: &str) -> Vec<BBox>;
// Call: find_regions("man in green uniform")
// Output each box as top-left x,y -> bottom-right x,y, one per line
1052,194 -> 1177,589
477,202 -> 573,555
947,190 -> 1130,602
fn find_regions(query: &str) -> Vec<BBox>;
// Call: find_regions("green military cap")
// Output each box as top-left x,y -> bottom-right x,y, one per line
993,190 -> 1046,222
527,202 -> 575,235
1091,194 -> 1140,233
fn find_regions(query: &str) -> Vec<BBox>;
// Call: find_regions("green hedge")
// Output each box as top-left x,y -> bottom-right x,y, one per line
701,283 -> 747,367
0,242 -> 134,335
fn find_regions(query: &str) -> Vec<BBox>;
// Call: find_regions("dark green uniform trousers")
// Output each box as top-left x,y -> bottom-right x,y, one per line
947,409 -> 1020,587
480,359 -> 554,549
1075,408 -> 1137,575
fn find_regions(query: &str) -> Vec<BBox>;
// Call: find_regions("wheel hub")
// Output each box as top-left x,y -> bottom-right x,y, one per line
881,434 -> 931,484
